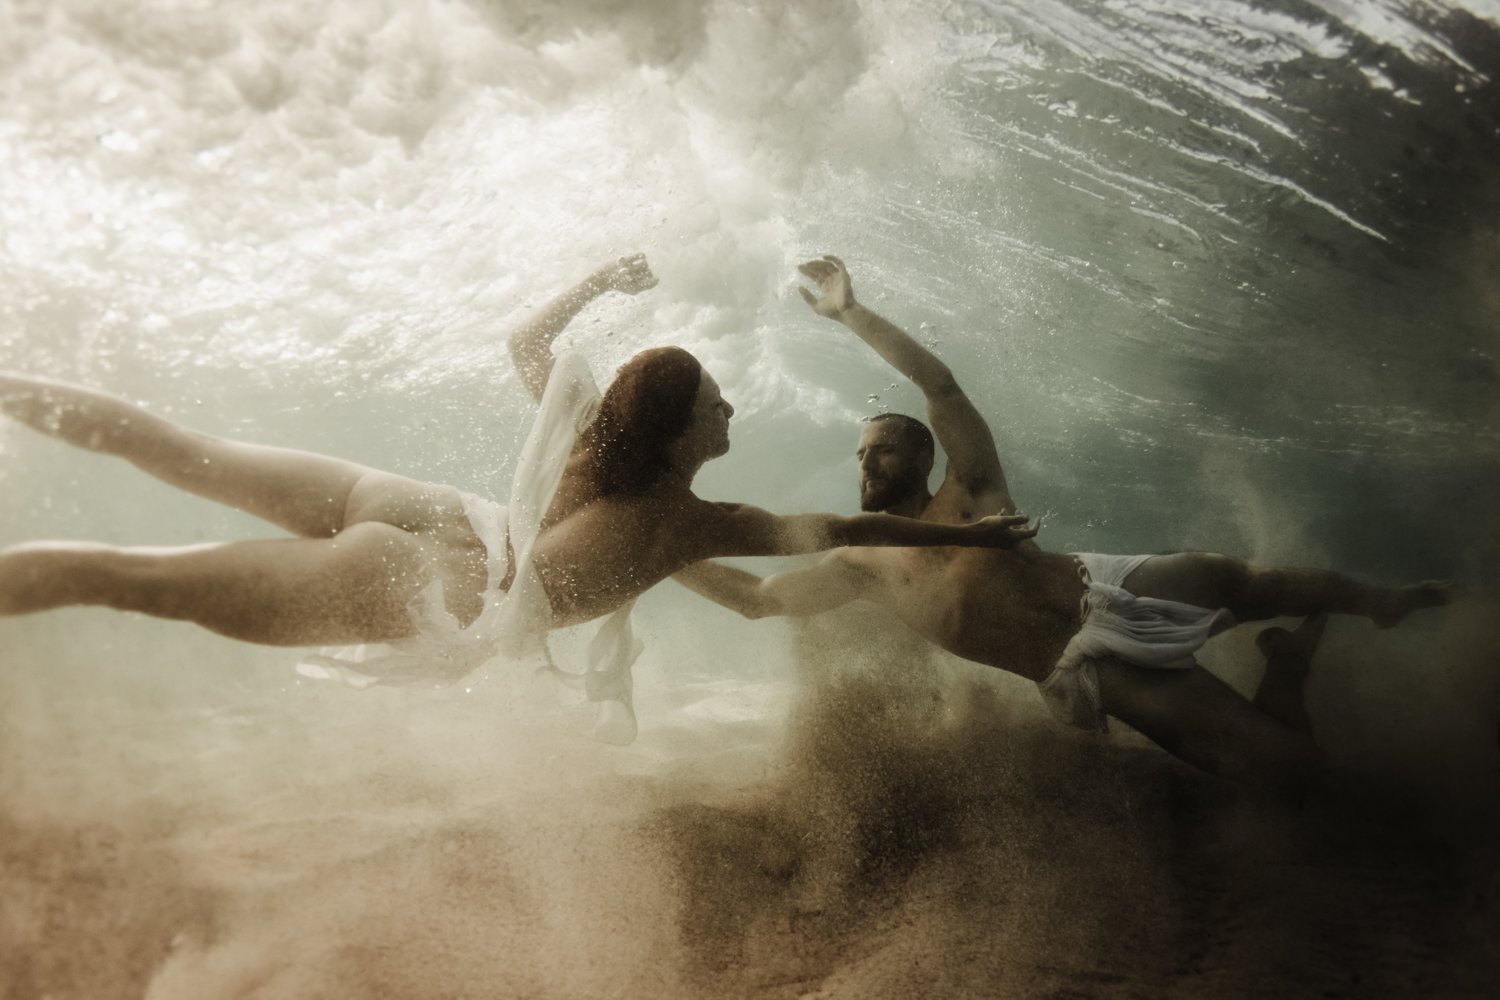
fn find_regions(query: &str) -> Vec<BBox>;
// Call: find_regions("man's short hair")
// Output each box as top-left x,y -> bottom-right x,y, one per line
865,412 -> 934,457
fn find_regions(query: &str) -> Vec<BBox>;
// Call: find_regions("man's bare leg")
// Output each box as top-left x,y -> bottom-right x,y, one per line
1253,614 -> 1327,736
1120,552 -> 1451,628
1,372 -> 375,537
0,523 -> 428,645
1096,657 -> 1324,793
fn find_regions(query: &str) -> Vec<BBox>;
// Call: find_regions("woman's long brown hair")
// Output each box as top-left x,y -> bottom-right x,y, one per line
577,346 -> 703,496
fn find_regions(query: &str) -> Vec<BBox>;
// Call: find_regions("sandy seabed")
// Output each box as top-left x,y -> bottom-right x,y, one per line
4,601 -> 1497,1000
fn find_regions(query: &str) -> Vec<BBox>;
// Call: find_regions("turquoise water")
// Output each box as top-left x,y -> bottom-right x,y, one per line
3,2 -> 1498,996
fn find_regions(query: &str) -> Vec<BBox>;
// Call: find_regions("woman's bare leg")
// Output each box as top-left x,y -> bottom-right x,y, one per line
2,373 -> 494,641
0,523 -> 429,645
1120,552 -> 1451,627
1,372 -> 377,537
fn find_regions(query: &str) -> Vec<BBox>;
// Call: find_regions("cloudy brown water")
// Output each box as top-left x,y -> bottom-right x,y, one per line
3,1 -> 1499,996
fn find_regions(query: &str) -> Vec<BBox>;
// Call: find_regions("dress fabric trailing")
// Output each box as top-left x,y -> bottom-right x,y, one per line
296,351 -> 644,743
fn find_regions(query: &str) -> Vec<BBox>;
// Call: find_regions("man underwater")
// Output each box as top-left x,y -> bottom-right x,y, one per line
677,256 -> 1455,792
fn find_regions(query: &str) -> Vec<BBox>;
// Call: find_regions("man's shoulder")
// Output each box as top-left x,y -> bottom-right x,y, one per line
931,475 -> 1018,518
823,543 -> 890,575
833,535 -> 934,581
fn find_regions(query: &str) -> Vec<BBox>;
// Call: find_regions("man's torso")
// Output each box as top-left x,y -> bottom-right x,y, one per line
839,481 -> 1086,682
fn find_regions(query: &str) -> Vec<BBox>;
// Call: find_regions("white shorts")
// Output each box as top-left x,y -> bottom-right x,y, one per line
1036,553 -> 1234,732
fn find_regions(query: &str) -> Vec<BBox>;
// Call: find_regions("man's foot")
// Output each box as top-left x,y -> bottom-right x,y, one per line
1253,614 -> 1328,737
1371,580 -> 1459,629
1256,612 -> 1328,665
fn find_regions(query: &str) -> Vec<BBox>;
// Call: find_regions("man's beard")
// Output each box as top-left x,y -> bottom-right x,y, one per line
859,470 -> 921,511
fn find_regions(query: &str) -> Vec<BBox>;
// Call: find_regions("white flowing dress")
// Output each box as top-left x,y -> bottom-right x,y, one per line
296,351 -> 644,743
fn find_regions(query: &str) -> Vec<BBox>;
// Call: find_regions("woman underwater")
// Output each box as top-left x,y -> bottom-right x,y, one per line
0,254 -> 1036,741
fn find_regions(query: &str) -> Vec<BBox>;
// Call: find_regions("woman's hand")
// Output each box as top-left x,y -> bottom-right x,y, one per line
596,253 -> 658,296
972,512 -> 1040,547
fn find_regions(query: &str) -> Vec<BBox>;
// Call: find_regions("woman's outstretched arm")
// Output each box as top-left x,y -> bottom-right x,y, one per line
507,254 -> 658,401
696,502 -> 1039,559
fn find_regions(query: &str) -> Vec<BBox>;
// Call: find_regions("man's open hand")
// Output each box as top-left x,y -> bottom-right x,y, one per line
798,255 -> 856,319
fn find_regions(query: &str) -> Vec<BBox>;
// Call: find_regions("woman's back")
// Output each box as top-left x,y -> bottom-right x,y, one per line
531,464 -> 708,627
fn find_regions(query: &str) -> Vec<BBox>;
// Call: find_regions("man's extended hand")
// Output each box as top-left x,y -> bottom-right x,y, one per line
973,512 -> 1040,548
597,253 -> 658,296
798,255 -> 856,319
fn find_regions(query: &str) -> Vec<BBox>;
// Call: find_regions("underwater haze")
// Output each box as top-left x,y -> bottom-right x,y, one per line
3,1 -> 1499,997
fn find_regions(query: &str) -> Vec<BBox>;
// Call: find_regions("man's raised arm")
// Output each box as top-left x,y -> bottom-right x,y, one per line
798,255 -> 1009,499
507,254 -> 658,402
